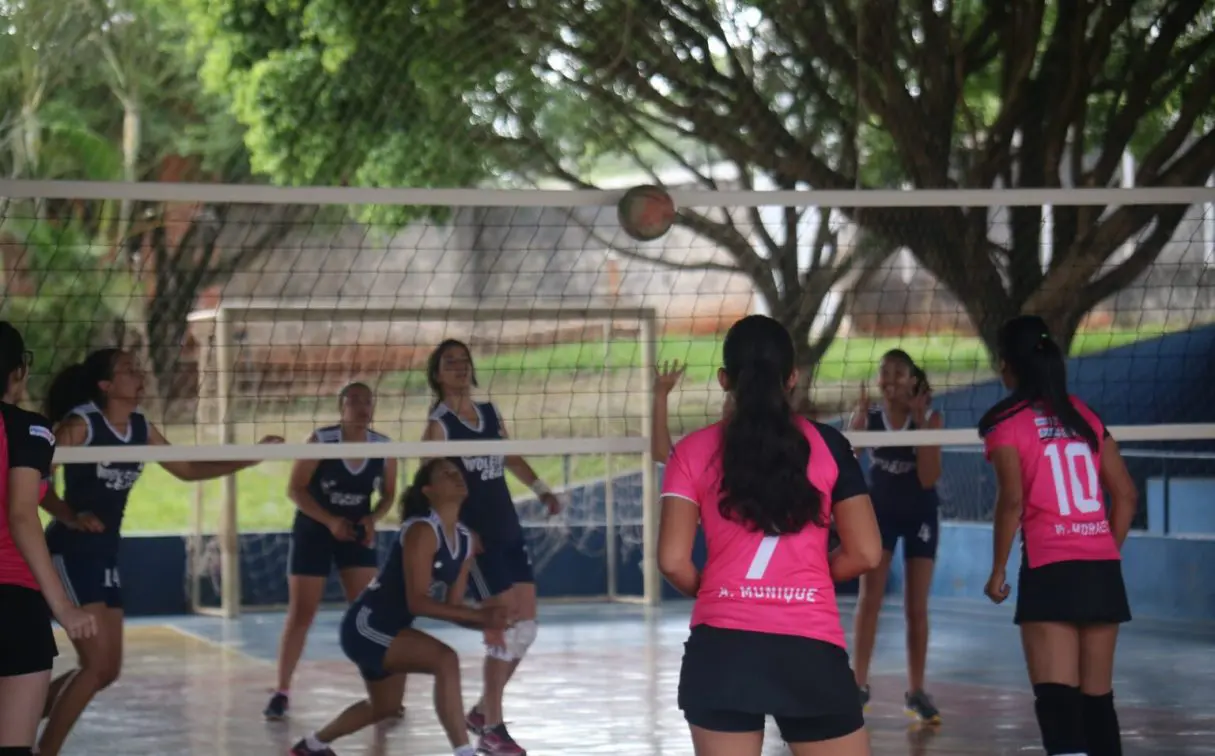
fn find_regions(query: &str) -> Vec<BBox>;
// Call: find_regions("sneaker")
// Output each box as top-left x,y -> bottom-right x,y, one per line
859,684 -> 871,709
264,692 -> 289,721
904,689 -> 941,724
289,739 -> 335,755
477,724 -> 527,755
465,706 -> 486,735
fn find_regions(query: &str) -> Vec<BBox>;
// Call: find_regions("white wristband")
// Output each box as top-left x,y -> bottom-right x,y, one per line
530,479 -> 553,497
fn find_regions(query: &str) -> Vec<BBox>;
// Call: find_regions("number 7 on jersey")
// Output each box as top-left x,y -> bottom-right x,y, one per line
745,535 -> 781,580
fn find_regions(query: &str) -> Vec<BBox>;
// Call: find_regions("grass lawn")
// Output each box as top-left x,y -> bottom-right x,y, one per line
88,327 -> 1165,535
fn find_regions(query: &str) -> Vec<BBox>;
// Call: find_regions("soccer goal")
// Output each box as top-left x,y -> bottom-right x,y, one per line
3,178 -> 1215,620
184,300 -> 659,617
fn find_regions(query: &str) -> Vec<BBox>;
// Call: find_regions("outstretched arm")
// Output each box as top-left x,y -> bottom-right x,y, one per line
150,423 -> 282,482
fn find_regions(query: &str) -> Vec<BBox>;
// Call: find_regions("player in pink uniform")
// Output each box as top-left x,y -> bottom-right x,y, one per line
980,315 -> 1138,756
658,314 -> 883,756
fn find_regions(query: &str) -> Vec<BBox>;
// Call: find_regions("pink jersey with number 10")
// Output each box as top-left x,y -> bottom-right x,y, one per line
661,417 -> 848,649
982,396 -> 1120,569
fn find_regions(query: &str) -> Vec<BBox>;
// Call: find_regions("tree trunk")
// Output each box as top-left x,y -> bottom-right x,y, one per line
788,318 -> 820,418
118,98 -> 141,240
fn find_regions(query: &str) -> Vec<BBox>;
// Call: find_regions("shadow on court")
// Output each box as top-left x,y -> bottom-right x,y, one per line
46,599 -> 1215,755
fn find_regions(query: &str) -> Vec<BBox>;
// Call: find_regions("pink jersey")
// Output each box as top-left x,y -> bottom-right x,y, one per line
661,416 -> 867,648
982,396 -> 1119,569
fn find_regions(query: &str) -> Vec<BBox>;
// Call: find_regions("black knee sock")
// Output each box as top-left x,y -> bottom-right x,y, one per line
0,747 -> 34,755
1033,683 -> 1087,755
1083,691 -> 1122,756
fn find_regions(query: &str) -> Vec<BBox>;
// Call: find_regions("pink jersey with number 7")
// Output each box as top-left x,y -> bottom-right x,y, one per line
982,396 -> 1120,569
662,417 -> 867,649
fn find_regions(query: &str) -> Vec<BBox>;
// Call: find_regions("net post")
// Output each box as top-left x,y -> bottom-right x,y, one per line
604,452 -> 617,600
190,333 -> 206,616
215,306 -> 241,618
639,310 -> 660,606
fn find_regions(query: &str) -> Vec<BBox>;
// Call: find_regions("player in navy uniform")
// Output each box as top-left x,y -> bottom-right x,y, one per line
290,458 -> 507,756
848,349 -> 944,724
35,348 -> 281,756
422,339 -> 561,756
266,382 -> 399,721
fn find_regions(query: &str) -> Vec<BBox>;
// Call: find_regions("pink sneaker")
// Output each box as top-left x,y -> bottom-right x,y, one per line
477,724 -> 527,755
465,706 -> 486,735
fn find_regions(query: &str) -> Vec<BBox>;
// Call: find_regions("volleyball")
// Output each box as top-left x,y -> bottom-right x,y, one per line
617,184 -> 676,242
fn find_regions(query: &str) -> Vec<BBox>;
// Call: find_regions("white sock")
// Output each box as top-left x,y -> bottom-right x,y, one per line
304,733 -> 328,750
454,746 -> 477,756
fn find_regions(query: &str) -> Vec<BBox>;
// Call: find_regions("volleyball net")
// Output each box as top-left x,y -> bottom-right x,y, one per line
1,180 -> 1214,616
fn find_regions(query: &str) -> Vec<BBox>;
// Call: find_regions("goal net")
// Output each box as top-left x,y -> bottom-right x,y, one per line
2,180 -> 1214,617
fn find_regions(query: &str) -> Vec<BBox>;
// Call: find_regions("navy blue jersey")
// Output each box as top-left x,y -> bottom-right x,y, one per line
430,402 -> 520,541
46,403 -> 149,557
865,408 -> 939,507
353,511 -> 472,637
304,425 -> 390,521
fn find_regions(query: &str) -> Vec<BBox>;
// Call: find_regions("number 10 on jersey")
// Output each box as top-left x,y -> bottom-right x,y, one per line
1044,442 -> 1101,516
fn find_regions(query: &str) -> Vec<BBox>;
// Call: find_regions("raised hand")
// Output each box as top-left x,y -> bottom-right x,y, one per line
653,360 -> 686,396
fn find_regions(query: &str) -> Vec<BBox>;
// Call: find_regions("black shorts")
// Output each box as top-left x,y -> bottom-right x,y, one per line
873,495 -> 939,560
467,538 -> 534,601
1015,558 -> 1131,626
0,584 -> 58,677
52,552 -> 123,609
678,625 -> 864,743
289,515 -> 378,578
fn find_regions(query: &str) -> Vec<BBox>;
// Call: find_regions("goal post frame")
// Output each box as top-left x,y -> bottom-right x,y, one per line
185,299 -> 660,618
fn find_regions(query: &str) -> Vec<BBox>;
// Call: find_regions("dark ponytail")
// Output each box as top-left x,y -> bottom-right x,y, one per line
44,348 -> 121,425
0,322 -> 29,397
397,458 -> 444,521
984,315 -> 1098,451
718,315 -> 823,534
426,339 -> 477,411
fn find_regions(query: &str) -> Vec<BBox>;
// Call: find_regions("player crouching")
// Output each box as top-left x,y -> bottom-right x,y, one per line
291,459 -> 507,756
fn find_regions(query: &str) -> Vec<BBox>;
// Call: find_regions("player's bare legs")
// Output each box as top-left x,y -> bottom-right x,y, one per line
38,605 -> 123,756
297,630 -> 475,756
1079,624 -> 1122,755
902,556 -> 940,723
851,551 -> 892,700
268,575 -> 325,719
0,670 -> 51,749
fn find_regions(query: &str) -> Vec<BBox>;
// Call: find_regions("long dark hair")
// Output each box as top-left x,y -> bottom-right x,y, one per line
718,315 -> 823,534
426,339 -> 478,410
45,348 -> 122,425
979,315 -> 1098,450
398,458 -> 446,521
0,321 -> 29,398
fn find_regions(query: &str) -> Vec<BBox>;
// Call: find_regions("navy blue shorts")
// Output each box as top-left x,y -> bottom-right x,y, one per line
289,515 -> 378,577
467,538 -> 534,601
873,498 -> 939,561
52,552 -> 123,609
340,604 -> 404,681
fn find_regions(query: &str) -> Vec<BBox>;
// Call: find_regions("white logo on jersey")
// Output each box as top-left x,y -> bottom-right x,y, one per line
320,478 -> 369,508
96,462 -> 143,491
461,455 -> 504,482
428,579 -> 448,602
872,457 -> 916,475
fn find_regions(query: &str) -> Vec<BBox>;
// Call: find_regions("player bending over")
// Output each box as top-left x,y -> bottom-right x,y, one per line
847,350 -> 944,723
35,348 -> 281,756
266,382 -> 399,721
0,322 -> 97,756
659,314 -> 882,756
291,458 -> 507,756
423,339 -> 561,756
981,316 -> 1137,756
